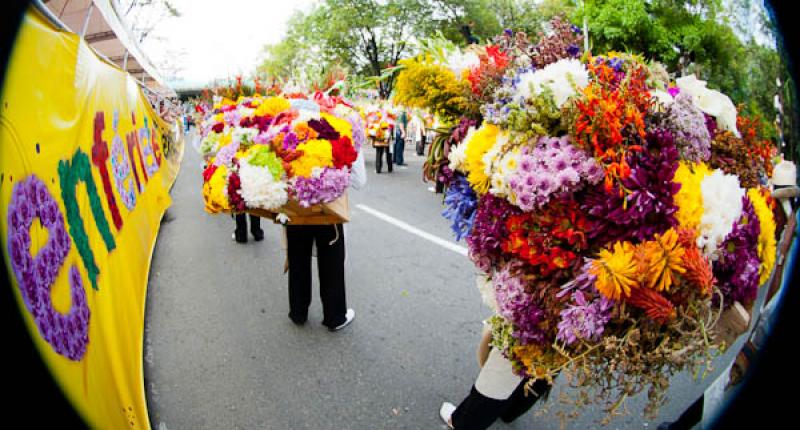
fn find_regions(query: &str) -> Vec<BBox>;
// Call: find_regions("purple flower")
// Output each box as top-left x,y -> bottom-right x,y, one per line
556,291 -> 613,345
566,44 -> 581,57
467,195 -> 521,272
308,118 -> 340,140
282,132 -> 300,151
668,87 -> 680,98
442,174 -> 478,241
214,141 -> 240,167
291,167 -> 350,207
665,92 -> 711,162
494,262 -> 547,345
714,196 -> 761,306
581,128 -> 680,246
508,136 -> 600,212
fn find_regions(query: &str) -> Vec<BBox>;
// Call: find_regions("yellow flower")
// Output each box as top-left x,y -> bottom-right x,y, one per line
673,161 -> 712,230
203,165 -> 230,214
291,139 -> 333,177
255,96 -> 291,117
464,124 -> 500,195
748,188 -> 777,285
637,228 -> 685,292
213,113 -> 224,123
321,112 -> 353,139
591,241 -> 639,300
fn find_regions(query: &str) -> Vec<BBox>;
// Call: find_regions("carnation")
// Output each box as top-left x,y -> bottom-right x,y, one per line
291,167 -> 350,207
238,160 -> 289,211
697,169 -> 745,258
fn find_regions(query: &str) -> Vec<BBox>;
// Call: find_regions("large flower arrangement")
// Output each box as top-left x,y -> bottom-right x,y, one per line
414,18 -> 779,421
199,93 -> 361,214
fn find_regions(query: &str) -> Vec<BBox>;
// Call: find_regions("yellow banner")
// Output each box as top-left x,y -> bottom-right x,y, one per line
1,8 -> 183,429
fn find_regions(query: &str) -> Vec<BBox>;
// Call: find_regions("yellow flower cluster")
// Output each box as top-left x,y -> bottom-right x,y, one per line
203,165 -> 230,214
255,96 -> 291,117
321,112 -> 353,139
291,139 -> 333,177
673,162 -> 711,231
747,188 -> 777,285
464,124 -> 500,195
393,58 -> 474,123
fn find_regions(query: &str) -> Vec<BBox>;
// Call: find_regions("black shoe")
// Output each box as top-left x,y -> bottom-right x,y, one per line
328,309 -> 355,331
252,230 -> 264,241
289,313 -> 307,326
232,232 -> 247,243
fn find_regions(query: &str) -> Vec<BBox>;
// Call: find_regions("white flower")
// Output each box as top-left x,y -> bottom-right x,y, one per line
651,90 -> 675,108
445,49 -> 480,77
232,127 -> 259,146
482,132 -> 509,177
697,169 -> 745,258
448,127 -> 475,173
238,160 -> 289,211
238,107 -> 256,119
515,59 -> 589,108
676,75 -> 740,137
476,274 -> 498,313
489,146 -> 520,199
275,213 -> 291,224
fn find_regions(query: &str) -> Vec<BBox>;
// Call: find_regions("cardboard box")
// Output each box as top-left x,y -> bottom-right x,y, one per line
246,193 -> 350,225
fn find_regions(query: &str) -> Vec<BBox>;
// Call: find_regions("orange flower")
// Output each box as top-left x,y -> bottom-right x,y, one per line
638,229 -> 686,292
590,242 -> 638,300
626,287 -> 676,324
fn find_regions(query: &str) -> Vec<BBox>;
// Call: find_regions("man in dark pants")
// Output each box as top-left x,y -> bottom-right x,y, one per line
394,110 -> 408,166
375,141 -> 393,173
285,224 -> 353,329
447,378 -> 550,430
233,213 -> 263,243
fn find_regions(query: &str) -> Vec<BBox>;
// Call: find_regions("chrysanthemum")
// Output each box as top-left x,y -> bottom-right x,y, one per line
464,124 -> 501,194
590,241 -> 638,300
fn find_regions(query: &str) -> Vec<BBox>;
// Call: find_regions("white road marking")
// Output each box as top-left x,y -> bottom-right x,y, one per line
355,204 -> 468,256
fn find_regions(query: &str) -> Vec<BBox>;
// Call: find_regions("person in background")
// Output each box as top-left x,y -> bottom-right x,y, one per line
372,120 -> 393,174
232,213 -> 263,244
284,140 -> 367,330
411,111 -> 426,156
394,108 -> 408,167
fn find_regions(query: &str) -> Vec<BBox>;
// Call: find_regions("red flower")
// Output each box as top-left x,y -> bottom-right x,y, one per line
331,136 -> 358,169
212,122 -> 225,133
202,164 -> 218,182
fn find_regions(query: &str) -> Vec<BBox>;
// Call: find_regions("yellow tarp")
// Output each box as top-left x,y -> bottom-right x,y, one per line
0,7 -> 183,429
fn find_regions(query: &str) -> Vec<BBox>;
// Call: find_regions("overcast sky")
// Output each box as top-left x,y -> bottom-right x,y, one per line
141,0 -> 316,87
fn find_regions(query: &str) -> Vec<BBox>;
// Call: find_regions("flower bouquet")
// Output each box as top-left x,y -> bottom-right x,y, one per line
199,93 -> 363,225
363,106 -> 393,147
402,17 -> 780,422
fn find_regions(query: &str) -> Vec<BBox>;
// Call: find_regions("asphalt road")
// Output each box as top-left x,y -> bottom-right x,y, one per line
144,132 -> 745,429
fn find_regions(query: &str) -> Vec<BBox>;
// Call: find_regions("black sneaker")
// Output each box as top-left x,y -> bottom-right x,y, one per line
252,230 -> 264,241
289,313 -> 307,326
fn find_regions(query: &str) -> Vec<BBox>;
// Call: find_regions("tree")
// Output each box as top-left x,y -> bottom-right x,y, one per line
117,0 -> 180,43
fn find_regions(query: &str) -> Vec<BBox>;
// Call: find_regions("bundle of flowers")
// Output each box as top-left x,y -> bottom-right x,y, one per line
435,19 -> 779,422
200,93 -> 361,215
362,105 -> 394,143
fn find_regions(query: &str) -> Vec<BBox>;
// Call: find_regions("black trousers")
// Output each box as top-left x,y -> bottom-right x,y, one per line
286,224 -> 347,328
234,213 -> 262,242
451,379 -> 550,430
375,146 -> 393,173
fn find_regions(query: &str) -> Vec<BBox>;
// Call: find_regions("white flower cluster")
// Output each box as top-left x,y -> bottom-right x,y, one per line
445,49 -> 480,77
489,148 -> 522,201
238,159 -> 288,211
515,58 -> 589,107
676,75 -> 740,137
697,169 -> 745,258
448,126 -> 476,172
232,127 -> 259,146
